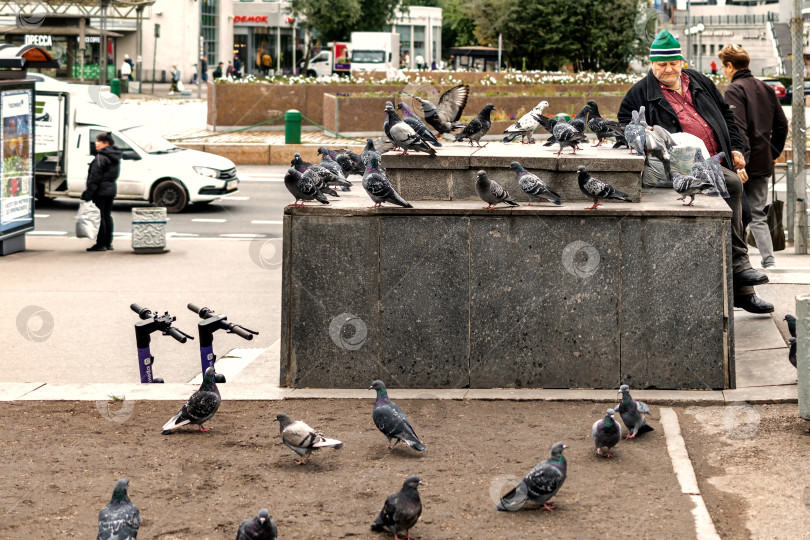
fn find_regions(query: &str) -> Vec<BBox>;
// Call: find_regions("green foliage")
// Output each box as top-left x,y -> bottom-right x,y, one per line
439,0 -> 478,53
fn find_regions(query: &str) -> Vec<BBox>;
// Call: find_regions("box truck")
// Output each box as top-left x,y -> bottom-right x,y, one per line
32,74 -> 238,213
349,32 -> 400,72
301,42 -> 351,78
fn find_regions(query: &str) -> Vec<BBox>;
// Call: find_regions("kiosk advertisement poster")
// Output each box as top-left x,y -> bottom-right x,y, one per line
0,88 -> 34,239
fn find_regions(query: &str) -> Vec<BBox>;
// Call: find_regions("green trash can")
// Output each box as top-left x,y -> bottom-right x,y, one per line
110,78 -> 121,97
285,109 -> 301,144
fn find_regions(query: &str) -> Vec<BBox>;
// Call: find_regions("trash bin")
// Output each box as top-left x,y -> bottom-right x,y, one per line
131,207 -> 169,254
110,78 -> 121,97
285,109 -> 301,144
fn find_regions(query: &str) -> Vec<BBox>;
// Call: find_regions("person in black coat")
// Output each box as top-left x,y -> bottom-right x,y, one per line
82,132 -> 121,251
617,30 -> 773,314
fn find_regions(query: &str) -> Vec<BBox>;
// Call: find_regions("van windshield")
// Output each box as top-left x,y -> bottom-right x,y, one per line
351,50 -> 385,63
121,126 -> 182,154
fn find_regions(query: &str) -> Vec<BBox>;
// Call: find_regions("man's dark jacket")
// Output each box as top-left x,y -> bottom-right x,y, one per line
617,68 -> 745,171
82,145 -> 121,200
723,68 -> 788,178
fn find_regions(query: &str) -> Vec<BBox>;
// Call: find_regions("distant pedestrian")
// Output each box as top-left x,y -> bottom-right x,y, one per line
121,54 -> 133,81
213,61 -> 223,79
260,51 -> 273,76
226,61 -> 234,78
710,60 -> 717,75
201,57 -> 208,82
82,132 -> 121,252
431,61 -> 437,70
169,64 -> 180,94
233,53 -> 242,78
415,54 -> 425,70
719,44 -> 788,269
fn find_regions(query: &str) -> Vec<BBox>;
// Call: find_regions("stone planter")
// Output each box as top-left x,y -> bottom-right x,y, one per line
131,207 -> 168,254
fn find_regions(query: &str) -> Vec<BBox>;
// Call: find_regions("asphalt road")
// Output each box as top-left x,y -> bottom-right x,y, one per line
31,165 -> 291,240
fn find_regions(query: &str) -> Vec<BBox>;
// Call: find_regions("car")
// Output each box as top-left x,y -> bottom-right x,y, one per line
784,81 -> 810,104
757,77 -> 787,103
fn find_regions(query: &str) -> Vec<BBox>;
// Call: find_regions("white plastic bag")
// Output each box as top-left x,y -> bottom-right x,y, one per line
177,81 -> 185,92
76,201 -> 101,240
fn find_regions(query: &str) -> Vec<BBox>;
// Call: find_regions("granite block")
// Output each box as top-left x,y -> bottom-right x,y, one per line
469,216 -> 622,388
285,215 -> 381,387
450,170 -> 480,201
381,145 -> 472,170
378,216 -> 471,387
619,218 -> 727,389
390,168 -> 451,201
279,214 -> 293,386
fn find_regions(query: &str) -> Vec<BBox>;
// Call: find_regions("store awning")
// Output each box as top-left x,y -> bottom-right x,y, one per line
0,44 -> 60,69
0,24 -> 122,37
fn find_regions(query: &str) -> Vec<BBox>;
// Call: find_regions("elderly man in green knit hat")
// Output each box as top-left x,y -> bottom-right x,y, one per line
618,29 -> 773,314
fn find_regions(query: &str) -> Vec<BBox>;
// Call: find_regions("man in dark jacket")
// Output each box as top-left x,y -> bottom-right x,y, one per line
82,132 -> 121,251
719,44 -> 788,269
618,30 -> 773,314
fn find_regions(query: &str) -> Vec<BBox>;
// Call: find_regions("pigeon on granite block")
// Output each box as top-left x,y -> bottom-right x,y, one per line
385,104 -> 436,156
577,165 -> 632,209
624,106 -> 647,155
586,99 -> 628,148
398,102 -> 442,147
454,104 -> 495,147
363,156 -> 413,209
476,170 -> 519,210
509,161 -> 562,206
503,101 -> 549,144
284,167 -> 329,206
673,172 -> 712,206
401,84 -> 469,138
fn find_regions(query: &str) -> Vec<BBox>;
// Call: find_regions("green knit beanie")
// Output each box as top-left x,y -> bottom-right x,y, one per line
649,30 -> 683,62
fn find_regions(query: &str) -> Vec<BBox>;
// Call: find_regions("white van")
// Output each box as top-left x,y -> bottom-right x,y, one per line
32,73 -> 238,212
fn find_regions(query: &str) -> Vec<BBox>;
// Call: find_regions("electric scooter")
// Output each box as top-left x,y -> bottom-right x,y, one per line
131,303 -> 194,383
188,303 -> 259,383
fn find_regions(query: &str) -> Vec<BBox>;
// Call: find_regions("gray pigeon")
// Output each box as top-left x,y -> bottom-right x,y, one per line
586,100 -> 628,148
361,137 -> 384,170
363,156 -> 413,209
569,104 -> 590,133
496,442 -> 569,512
371,475 -> 424,539
537,114 -> 559,146
291,153 -> 340,196
162,366 -> 221,433
317,148 -> 352,190
370,380 -> 426,451
624,107 -> 647,155
384,104 -> 436,156
402,84 -> 469,137
236,508 -> 277,540
454,103 -> 495,146
274,413 -> 343,465
329,147 -> 364,176
787,314 -> 797,368
577,165 -> 632,209
383,101 -> 396,148
97,478 -> 141,540
552,119 -> 588,155
509,161 -> 562,206
692,151 -> 729,197
616,384 -> 654,438
503,101 -> 549,144
672,172 -> 712,206
283,167 -> 329,206
476,170 -> 518,209
398,102 -> 442,147
646,124 -> 677,184
592,408 -> 622,458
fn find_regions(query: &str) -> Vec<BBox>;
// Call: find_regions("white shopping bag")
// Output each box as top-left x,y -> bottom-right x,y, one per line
76,200 -> 101,240
177,81 -> 185,92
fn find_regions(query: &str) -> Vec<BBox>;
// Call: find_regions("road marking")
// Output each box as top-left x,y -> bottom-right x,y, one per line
113,232 -> 132,237
660,408 -> 722,540
251,220 -> 283,225
188,346 -> 268,384
166,232 -> 199,237
219,233 -> 266,238
29,231 -> 67,235
191,218 -> 227,223
222,196 -> 249,200
238,174 -> 283,182
34,214 -> 50,218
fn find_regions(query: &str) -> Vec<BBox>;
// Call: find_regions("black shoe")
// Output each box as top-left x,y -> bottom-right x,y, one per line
733,268 -> 769,288
86,245 -> 106,252
105,245 -> 114,251
734,294 -> 774,314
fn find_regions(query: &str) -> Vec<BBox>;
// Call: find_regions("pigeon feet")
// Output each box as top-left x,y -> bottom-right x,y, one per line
542,502 -> 557,511
396,150 -> 409,156
625,433 -> 636,439
524,203 -> 533,206
585,202 -> 601,210
295,459 -> 308,465
198,426 -> 212,432
483,205 -> 495,210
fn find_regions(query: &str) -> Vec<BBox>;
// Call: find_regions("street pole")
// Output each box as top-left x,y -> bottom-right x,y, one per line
497,34 -> 502,72
197,0 -> 202,99
100,0 -> 108,85
151,24 -> 159,95
797,295 -> 810,419
292,25 -> 296,75
136,5 -> 144,93
78,17 -> 85,82
686,0 -> 691,67
792,0 -> 807,253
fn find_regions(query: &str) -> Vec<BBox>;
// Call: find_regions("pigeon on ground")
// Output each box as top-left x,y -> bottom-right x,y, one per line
363,156 -> 413,209
624,107 -> 647,155
503,101 -> 549,144
787,314 -> 797,368
362,137 -> 384,169
616,384 -> 654,438
291,153 -> 342,196
402,84 -> 469,137
275,413 -> 343,465
586,100 -> 628,148
317,148 -> 352,190
476,170 -> 519,209
236,508 -> 278,540
397,102 -> 442,147
509,161 -> 562,206
496,442 -> 569,512
371,475 -> 424,540
162,366 -> 221,433
577,165 -> 632,209
370,380 -> 426,451
673,172 -> 712,206
454,104 -> 495,147
97,478 -> 141,540
646,124 -> 677,184
552,119 -> 588,155
569,104 -> 590,134
283,167 -> 329,206
384,104 -> 437,157
593,408 -> 622,458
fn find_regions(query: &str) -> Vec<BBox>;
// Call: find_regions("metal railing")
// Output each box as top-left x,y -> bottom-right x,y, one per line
671,12 -> 779,25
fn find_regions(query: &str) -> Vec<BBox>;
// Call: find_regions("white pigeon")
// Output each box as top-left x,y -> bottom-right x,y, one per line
275,413 -> 343,465
503,101 -> 550,144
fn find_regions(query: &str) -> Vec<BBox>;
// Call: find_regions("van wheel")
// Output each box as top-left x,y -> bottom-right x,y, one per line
307,69 -> 316,78
153,180 -> 188,213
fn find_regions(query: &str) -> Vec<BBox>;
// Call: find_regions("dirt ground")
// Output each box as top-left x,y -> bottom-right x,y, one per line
679,403 -> 810,540
0,399 -> 698,539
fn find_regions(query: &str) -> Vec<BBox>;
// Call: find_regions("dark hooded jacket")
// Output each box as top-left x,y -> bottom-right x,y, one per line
82,145 -> 121,200
722,68 -> 788,177
618,68 -> 745,171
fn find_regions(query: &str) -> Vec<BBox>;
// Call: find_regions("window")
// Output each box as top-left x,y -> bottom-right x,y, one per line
90,129 -> 131,153
201,0 -> 219,65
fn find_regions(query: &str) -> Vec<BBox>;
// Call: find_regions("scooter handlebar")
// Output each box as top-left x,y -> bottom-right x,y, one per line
130,303 -> 152,320
187,303 -> 201,314
230,325 -> 254,340
188,303 -> 215,319
165,326 -> 188,343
